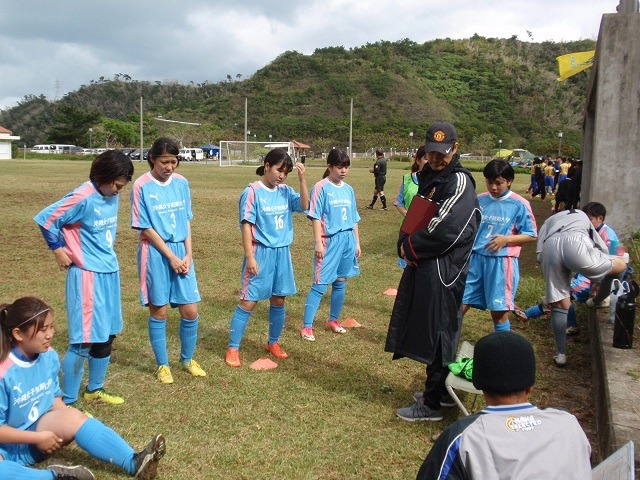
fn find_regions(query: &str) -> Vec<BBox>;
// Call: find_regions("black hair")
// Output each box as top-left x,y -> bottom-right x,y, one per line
0,297 -> 52,361
412,145 -> 427,172
256,148 -> 293,176
327,149 -> 350,168
375,148 -> 384,157
89,150 -> 134,184
582,202 -> 607,220
148,137 -> 180,169
483,159 -> 515,181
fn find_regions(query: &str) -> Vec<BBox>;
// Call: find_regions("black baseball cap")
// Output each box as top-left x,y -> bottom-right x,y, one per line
425,122 -> 457,155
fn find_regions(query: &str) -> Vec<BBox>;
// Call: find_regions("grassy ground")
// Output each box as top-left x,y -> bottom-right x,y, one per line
0,157 -> 604,478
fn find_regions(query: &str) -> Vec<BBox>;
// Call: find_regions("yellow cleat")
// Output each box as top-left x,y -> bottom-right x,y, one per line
83,388 -> 124,405
181,359 -> 206,377
156,365 -> 174,384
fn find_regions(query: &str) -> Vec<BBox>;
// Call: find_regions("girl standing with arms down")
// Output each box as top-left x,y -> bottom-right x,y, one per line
300,149 -> 361,342
34,150 -> 133,408
0,297 -> 165,480
130,137 -> 205,384
225,149 -> 309,367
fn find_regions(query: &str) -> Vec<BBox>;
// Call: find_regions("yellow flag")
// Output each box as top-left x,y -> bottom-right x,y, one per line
556,50 -> 595,81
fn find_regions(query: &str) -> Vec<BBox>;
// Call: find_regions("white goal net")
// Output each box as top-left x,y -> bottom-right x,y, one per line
218,141 -> 294,167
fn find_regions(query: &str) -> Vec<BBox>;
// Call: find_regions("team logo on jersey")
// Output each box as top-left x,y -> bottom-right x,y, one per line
433,130 -> 446,142
13,383 -> 22,395
149,193 -> 159,201
505,414 -> 542,432
94,208 -> 101,215
426,188 -> 436,199
326,192 -> 334,197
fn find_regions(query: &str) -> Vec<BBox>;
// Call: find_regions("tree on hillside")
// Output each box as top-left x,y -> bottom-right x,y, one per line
47,105 -> 100,145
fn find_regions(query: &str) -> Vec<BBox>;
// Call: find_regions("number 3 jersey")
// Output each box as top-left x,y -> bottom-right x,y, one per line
307,178 -> 360,237
239,181 -> 303,248
130,172 -> 193,242
0,349 -> 61,434
34,181 -> 120,273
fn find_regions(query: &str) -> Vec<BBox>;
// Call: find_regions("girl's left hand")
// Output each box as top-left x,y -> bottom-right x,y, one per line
294,162 -> 306,181
178,254 -> 192,275
486,235 -> 508,252
36,431 -> 64,454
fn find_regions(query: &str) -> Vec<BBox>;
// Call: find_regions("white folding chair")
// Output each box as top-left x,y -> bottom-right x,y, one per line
445,341 -> 483,416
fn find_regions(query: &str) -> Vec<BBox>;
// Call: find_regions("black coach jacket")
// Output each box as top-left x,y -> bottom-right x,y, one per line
385,156 -> 480,366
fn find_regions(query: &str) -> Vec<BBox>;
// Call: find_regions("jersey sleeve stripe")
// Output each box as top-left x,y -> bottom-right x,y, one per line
42,183 -> 94,230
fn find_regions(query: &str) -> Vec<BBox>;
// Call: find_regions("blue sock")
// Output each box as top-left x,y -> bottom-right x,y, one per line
179,316 -> 199,362
0,461 -> 53,479
494,320 -> 511,332
62,344 -> 90,404
229,305 -> 252,349
148,317 -> 169,366
567,304 -> 578,328
329,280 -> 346,321
75,418 -> 135,474
525,304 -> 545,319
268,304 -> 286,345
303,283 -> 327,328
86,355 -> 110,392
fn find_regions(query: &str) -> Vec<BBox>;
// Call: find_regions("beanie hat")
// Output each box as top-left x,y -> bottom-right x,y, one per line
425,122 -> 457,155
472,332 -> 536,393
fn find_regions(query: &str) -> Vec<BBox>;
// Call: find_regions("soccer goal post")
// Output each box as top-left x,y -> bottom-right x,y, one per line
218,141 -> 293,167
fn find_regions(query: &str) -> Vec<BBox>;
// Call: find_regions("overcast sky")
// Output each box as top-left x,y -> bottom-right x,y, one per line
0,1 -> 617,111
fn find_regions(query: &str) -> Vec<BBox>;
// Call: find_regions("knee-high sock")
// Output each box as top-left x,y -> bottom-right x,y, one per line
369,194 -> 378,206
551,306 -> 569,354
566,304 -> 578,328
75,418 -> 136,474
229,305 -> 252,349
525,304 -> 545,319
62,344 -> 90,405
303,283 -> 328,328
87,355 -> 110,392
148,317 -> 169,366
329,280 -> 346,322
494,320 -> 511,332
179,316 -> 199,362
0,461 -> 53,479
268,305 -> 286,345
380,194 -> 387,208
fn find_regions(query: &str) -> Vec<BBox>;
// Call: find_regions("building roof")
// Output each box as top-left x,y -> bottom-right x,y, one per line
0,126 -> 13,134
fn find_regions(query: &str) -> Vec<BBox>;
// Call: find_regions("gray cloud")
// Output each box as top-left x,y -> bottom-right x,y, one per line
0,0 -> 612,110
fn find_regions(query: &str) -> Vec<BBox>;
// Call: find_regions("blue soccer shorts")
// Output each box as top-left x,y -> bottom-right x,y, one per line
313,230 -> 360,285
240,244 -> 297,301
462,254 -> 519,311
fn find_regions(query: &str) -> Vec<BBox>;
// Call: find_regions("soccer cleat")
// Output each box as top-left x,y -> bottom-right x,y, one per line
265,342 -> 289,359
156,365 -> 174,384
47,464 -> 95,480
513,306 -> 528,325
365,205 -> 374,209
326,320 -> 346,334
554,354 -> 567,366
83,388 -> 124,405
396,400 -> 443,422
181,359 -> 207,377
66,402 -> 93,418
381,207 -> 388,210
133,433 -> 166,480
586,297 -> 609,308
225,347 -> 241,367
566,326 -> 581,336
300,327 -> 316,341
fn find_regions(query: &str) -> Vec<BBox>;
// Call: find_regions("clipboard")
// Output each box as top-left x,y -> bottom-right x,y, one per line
400,195 -> 439,235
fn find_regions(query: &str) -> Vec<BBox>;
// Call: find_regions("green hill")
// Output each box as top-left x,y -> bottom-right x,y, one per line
0,36 -> 595,157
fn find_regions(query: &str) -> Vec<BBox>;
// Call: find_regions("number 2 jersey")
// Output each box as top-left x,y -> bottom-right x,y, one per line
473,190 -> 537,257
307,178 -> 360,237
0,348 -> 61,436
239,180 -> 303,248
34,181 -> 120,273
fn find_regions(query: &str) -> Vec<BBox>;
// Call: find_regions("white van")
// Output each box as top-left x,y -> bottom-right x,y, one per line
178,148 -> 204,161
31,144 -> 77,154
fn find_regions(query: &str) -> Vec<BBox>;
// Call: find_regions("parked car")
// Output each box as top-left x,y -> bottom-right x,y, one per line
117,147 -> 136,156
130,148 -> 150,160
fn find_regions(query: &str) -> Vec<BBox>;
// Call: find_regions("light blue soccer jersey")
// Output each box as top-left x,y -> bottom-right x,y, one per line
239,181 -> 303,248
34,181 -> 120,273
130,172 -> 193,242
307,178 -> 360,237
0,349 -> 61,435
474,190 -> 537,257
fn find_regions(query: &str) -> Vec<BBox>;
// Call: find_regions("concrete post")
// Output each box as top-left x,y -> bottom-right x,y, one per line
582,12 -> 640,237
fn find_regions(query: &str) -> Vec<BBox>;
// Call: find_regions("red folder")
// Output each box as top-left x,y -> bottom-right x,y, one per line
401,195 -> 439,235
